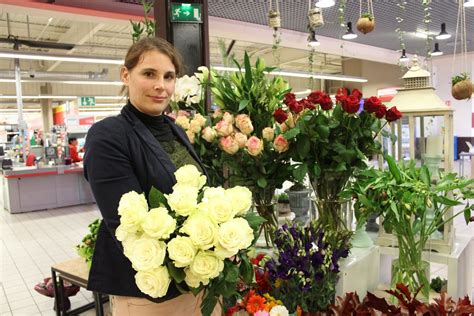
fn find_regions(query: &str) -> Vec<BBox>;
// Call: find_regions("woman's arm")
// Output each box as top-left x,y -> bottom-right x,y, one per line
84,118 -> 142,250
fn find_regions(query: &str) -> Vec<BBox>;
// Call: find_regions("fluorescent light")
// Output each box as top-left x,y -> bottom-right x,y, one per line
62,80 -> 122,86
294,89 -> 311,95
315,0 -> 335,8
414,30 -> 436,39
211,66 -> 368,83
0,50 -> 124,65
95,96 -> 125,100
0,95 -> 76,99
464,0 -> 474,7
0,108 -> 41,113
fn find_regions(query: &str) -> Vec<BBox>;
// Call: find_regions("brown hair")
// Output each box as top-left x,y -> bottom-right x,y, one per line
120,37 -> 184,96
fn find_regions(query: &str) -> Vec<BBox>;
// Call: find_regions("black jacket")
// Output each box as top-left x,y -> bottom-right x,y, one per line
83,104 -> 206,299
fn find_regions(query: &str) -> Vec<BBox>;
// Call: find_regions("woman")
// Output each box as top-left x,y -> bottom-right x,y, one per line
84,37 -> 217,315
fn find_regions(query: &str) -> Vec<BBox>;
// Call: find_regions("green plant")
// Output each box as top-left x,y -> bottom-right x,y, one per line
360,12 -> 374,20
451,72 -> 470,85
76,219 -> 101,268
277,193 -> 289,203
289,182 -> 307,191
130,0 -> 155,43
430,276 -> 447,293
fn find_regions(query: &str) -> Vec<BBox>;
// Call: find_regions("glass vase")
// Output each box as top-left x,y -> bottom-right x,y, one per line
253,186 -> 278,247
311,172 -> 351,231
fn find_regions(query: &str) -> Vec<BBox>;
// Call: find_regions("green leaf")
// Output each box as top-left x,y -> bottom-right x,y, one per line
148,186 -> 167,208
312,164 -> 321,178
464,203 -> 471,224
296,136 -> 310,159
238,99 -> 250,112
385,155 -> 402,184
166,262 -> 186,283
335,162 -> 347,172
316,124 -> 330,139
201,294 -> 218,316
239,255 -> 254,283
244,213 -> 266,231
189,285 -> 202,296
390,201 -> 400,223
420,166 -> 431,185
283,127 -> 300,140
244,52 -> 253,89
224,262 -> 239,283
292,163 -> 308,182
433,195 -> 462,207
257,177 -> 268,188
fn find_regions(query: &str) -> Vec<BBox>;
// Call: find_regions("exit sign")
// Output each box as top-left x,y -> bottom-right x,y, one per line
79,96 -> 96,106
171,3 -> 202,23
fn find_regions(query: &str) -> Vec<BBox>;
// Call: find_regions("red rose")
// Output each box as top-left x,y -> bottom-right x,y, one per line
335,94 -> 347,104
288,99 -> 304,114
283,92 -> 296,105
320,94 -> 333,110
226,305 -> 241,316
351,88 -> 363,100
364,96 -> 382,113
374,104 -> 387,118
250,253 -> 266,265
386,106 -> 402,122
273,108 -> 288,123
307,91 -> 324,104
342,95 -> 360,113
299,98 -> 315,110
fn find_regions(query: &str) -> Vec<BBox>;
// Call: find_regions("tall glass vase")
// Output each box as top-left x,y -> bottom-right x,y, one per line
253,185 -> 278,247
311,172 -> 351,231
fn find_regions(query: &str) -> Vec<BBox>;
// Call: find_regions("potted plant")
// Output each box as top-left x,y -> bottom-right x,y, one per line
344,156 -> 474,300
451,72 -> 473,100
276,192 -> 291,216
357,13 -> 375,34
285,182 -> 311,224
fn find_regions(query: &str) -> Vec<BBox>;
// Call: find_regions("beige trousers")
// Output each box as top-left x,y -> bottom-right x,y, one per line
110,293 -> 222,316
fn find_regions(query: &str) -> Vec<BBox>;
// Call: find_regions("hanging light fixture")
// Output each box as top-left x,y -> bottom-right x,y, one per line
464,0 -> 474,7
431,43 -> 443,56
342,22 -> 358,40
399,49 -> 409,62
436,23 -> 451,40
315,0 -> 335,8
308,30 -> 320,47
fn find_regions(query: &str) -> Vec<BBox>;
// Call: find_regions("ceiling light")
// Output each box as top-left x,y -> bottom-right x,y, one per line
211,66 -> 368,83
414,31 -> 436,39
431,43 -> 443,56
342,22 -> 358,40
315,0 -> 335,8
61,80 -> 122,86
0,50 -> 123,65
464,0 -> 474,7
399,49 -> 409,62
308,31 -> 320,47
436,23 -> 451,40
0,95 -> 76,99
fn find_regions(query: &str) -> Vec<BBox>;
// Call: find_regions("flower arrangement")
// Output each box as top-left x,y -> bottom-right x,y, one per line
275,89 -> 402,230
264,222 -> 352,314
115,165 -> 265,315
171,66 -> 209,115
76,218 -> 101,268
226,290 -> 290,316
451,72 -> 473,100
343,156 -> 474,299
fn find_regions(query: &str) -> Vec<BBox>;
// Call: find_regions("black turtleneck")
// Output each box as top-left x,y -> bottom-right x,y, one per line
125,101 -> 202,172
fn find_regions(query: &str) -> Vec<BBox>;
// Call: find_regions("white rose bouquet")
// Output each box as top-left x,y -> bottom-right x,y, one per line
116,164 -> 264,316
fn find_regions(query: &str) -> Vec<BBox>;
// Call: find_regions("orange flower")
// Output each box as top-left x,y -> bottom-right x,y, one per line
246,294 -> 266,314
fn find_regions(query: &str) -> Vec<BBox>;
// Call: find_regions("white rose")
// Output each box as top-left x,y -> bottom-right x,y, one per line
225,186 -> 253,215
214,218 -> 254,259
167,236 -> 197,268
141,207 -> 176,240
189,119 -> 202,134
190,250 -> 224,280
117,192 -> 148,232
176,116 -> 190,130
270,305 -> 289,316
180,213 -> 218,250
119,209 -> 148,233
205,197 -> 235,223
202,186 -> 226,202
135,266 -> 171,298
201,127 -> 217,143
115,224 -> 130,242
174,165 -> 207,190
166,185 -> 199,217
127,238 -> 166,271
193,113 -> 207,127
122,233 -> 140,258
184,267 -> 209,288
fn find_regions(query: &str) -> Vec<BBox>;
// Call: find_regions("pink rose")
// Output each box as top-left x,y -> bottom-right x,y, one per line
189,119 -> 202,133
222,112 -> 234,124
262,127 -> 275,142
193,113 -> 207,127
185,130 -> 195,144
219,136 -> 239,155
234,132 -> 248,148
273,135 -> 289,153
235,114 -> 254,136
176,116 -> 190,130
246,136 -> 263,156
212,108 -> 223,119
215,119 -> 233,137
201,126 -> 217,142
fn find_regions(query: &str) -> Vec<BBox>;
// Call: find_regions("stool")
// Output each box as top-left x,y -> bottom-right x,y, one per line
51,257 -> 108,316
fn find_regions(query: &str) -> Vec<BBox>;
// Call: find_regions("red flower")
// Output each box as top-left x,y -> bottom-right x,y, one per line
307,91 -> 324,104
374,103 -> 387,118
288,99 -> 304,114
246,294 -> 266,314
226,305 -> 241,316
255,268 -> 271,293
351,88 -> 363,100
251,253 -> 266,265
364,96 -> 383,113
273,108 -> 288,124
320,94 -> 333,110
283,92 -> 296,105
335,94 -> 347,104
342,95 -> 360,113
386,106 -> 402,122
300,98 -> 316,110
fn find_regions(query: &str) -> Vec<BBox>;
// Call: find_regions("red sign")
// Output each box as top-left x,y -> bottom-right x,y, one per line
79,116 -> 94,125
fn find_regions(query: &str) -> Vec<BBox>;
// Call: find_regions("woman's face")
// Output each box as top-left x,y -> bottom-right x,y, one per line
121,50 -> 176,116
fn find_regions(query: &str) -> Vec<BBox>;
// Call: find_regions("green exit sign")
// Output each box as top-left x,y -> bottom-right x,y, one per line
171,3 -> 202,23
79,96 -> 96,106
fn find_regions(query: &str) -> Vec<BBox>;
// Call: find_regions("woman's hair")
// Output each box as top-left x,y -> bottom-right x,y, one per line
120,37 -> 184,96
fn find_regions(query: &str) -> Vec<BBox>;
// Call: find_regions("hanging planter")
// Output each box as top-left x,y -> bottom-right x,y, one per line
357,13 -> 375,34
268,9 -> 281,29
308,7 -> 324,29
357,0 -> 375,34
451,73 -> 473,100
